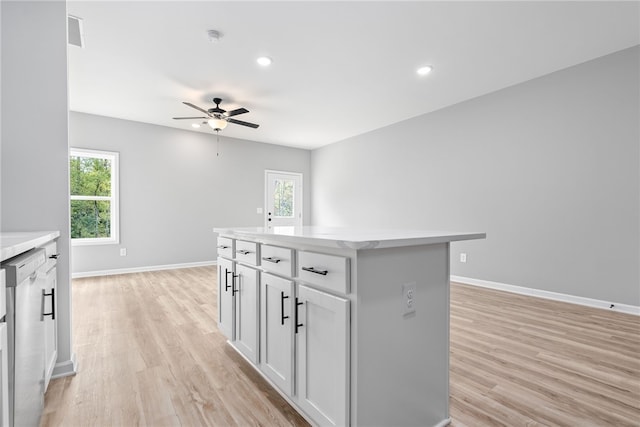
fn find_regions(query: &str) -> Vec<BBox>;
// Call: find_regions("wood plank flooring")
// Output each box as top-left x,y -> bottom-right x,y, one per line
41,266 -> 640,426
449,283 -> 639,427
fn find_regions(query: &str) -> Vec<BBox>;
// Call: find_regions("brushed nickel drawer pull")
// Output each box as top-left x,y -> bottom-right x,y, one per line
237,250 -> 252,255
262,256 -> 282,264
302,266 -> 328,276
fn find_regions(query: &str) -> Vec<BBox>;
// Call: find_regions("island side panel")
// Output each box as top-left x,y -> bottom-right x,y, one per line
353,243 -> 450,427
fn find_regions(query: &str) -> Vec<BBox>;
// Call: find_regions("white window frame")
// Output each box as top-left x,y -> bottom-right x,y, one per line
70,148 -> 120,246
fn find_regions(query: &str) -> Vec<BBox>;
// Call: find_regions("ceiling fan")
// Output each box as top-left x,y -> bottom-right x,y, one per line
173,97 -> 259,131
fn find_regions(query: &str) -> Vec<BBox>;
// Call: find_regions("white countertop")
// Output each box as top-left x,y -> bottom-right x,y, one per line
1,231 -> 60,262
214,226 -> 485,250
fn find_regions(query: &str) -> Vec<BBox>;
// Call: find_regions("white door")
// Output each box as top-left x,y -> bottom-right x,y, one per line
265,170 -> 303,228
260,273 -> 295,395
217,257 -> 235,340
234,264 -> 260,364
296,285 -> 349,427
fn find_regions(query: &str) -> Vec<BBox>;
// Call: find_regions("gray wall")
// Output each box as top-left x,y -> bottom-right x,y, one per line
70,112 -> 311,274
1,1 -> 75,372
311,47 -> 639,306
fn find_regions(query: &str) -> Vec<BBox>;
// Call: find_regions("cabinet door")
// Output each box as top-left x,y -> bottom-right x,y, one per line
234,264 -> 260,364
217,258 -> 235,340
296,285 -> 349,427
43,266 -> 57,391
260,273 -> 295,395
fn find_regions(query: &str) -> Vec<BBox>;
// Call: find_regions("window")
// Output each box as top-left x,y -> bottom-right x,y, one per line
273,179 -> 295,218
70,148 -> 119,245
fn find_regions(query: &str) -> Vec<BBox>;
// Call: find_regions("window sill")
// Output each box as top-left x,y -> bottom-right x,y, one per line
72,238 -> 119,246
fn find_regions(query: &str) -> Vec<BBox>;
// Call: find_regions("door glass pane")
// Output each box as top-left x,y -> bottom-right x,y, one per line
273,179 -> 294,217
70,200 -> 111,238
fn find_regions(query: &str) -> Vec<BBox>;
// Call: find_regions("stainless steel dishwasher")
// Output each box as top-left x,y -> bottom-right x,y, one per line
2,249 -> 47,427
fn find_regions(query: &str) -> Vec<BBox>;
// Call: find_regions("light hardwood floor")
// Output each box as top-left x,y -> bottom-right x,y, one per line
41,266 -> 639,426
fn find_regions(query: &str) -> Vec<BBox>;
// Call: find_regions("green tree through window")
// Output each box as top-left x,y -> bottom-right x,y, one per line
273,179 -> 294,217
70,149 -> 119,243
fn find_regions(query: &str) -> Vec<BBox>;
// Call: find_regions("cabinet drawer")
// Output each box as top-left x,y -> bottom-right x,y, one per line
217,237 -> 234,259
297,251 -> 350,294
235,240 -> 260,266
261,245 -> 295,278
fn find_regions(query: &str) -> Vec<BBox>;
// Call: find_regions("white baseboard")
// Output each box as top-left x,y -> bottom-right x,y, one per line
451,275 -> 640,316
72,260 -> 217,278
52,352 -> 78,379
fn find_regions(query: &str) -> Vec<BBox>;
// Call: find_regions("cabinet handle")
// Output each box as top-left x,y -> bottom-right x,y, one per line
232,273 -> 239,296
237,250 -> 252,255
224,268 -> 232,292
280,291 -> 289,325
295,298 -> 304,334
41,288 -> 55,320
49,253 -> 60,260
302,266 -> 328,276
217,245 -> 229,249
262,256 -> 281,264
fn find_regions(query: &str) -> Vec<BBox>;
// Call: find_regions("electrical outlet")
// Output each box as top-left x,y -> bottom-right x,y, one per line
402,282 -> 417,316
460,253 -> 467,263
120,248 -> 127,256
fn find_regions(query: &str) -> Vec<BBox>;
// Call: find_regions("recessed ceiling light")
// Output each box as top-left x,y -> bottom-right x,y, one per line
417,65 -> 433,76
192,123 -> 201,128
257,56 -> 272,67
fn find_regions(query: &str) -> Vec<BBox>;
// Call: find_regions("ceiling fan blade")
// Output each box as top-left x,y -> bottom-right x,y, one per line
225,107 -> 249,117
173,116 -> 207,120
228,118 -> 259,129
183,102 -> 211,116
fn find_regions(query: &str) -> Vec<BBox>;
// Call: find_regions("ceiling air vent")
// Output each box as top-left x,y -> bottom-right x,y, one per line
68,15 -> 84,48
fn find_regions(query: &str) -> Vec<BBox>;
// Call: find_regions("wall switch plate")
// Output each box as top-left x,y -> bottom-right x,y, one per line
120,248 -> 127,256
460,253 -> 467,263
402,282 -> 417,316
257,207 -> 263,214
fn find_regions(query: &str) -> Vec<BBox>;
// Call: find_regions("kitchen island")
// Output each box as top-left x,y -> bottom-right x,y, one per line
214,226 -> 485,427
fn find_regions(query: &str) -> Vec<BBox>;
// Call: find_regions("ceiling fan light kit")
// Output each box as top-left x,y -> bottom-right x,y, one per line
173,97 -> 259,133
208,118 -> 228,130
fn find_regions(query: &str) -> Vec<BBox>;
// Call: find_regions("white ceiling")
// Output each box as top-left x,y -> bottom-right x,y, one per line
67,1 -> 640,150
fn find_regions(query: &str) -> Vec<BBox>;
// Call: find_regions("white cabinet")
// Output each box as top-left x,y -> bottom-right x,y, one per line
234,264 -> 260,364
296,285 -> 349,427
260,273 -> 295,395
216,237 -> 234,259
261,244 -> 295,278
217,235 -> 350,427
42,265 -> 57,391
217,257 -> 235,340
235,240 -> 260,266
217,255 -> 260,364
39,239 -> 58,392
297,251 -> 350,294
215,227 -> 484,427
